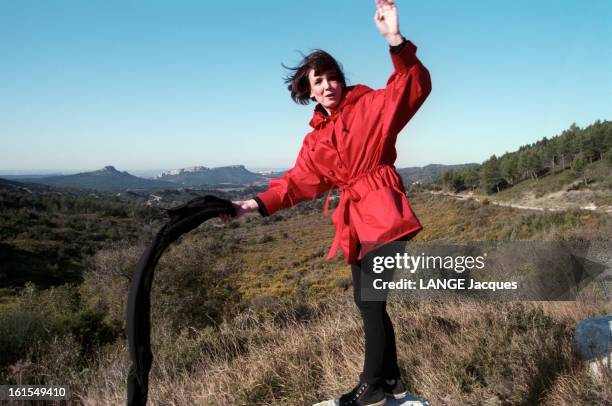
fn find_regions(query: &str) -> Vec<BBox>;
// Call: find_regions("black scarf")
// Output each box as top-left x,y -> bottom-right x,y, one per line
126,195 -> 235,406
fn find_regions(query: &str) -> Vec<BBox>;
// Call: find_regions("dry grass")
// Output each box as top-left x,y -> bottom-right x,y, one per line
3,192 -> 611,405
64,194 -> 612,404
70,297 -> 610,406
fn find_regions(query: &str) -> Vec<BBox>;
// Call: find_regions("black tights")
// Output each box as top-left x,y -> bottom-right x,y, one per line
351,235 -> 409,385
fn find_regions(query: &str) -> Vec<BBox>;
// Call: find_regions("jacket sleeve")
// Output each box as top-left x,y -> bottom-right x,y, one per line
254,138 -> 334,217
374,39 -> 432,139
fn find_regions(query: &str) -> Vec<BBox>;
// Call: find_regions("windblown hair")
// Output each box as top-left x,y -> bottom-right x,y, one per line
283,50 -> 347,105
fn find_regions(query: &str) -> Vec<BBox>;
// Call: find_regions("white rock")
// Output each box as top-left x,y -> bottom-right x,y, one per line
575,316 -> 612,378
313,393 -> 430,406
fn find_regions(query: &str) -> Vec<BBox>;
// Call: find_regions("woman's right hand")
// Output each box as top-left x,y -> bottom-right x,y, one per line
220,199 -> 259,222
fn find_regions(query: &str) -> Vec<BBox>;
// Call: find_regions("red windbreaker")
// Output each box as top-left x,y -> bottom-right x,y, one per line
256,40 -> 432,264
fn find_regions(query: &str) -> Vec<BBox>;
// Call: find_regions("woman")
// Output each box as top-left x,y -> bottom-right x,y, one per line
222,1 -> 431,404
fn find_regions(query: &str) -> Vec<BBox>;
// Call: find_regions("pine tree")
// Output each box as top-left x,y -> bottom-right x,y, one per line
580,128 -> 597,163
590,121 -> 609,161
543,139 -> 557,171
527,150 -> 544,180
556,134 -> 572,170
571,152 -> 588,184
462,167 -> 480,191
500,155 -> 519,185
517,150 -> 530,180
480,155 -> 503,194
442,170 -> 455,190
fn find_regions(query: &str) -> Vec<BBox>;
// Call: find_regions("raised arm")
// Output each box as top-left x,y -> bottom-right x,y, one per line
372,0 -> 432,139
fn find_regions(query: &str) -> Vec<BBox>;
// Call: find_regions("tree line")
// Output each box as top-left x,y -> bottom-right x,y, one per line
438,120 -> 612,194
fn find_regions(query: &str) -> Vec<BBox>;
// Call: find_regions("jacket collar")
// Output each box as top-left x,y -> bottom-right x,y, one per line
309,85 -> 372,129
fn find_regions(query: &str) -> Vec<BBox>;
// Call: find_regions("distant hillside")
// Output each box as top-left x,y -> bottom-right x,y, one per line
262,170 -> 288,179
156,165 -> 266,186
0,174 -> 65,180
20,166 -> 176,192
397,163 -> 479,185
478,159 -> 612,212
114,185 -> 267,208
0,177 -> 56,194
0,179 -> 164,291
5,163 -> 478,192
250,165 -> 477,186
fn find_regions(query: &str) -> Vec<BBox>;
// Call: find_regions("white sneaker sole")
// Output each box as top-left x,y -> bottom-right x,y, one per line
385,390 -> 408,399
313,397 -> 387,406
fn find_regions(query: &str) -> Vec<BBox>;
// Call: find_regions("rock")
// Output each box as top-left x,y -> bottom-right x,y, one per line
575,316 -> 612,378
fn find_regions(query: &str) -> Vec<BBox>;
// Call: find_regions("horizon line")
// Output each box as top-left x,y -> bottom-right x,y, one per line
0,162 -> 481,176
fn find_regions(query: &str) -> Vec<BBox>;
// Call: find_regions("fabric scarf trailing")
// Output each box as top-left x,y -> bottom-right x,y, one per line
126,195 -> 235,406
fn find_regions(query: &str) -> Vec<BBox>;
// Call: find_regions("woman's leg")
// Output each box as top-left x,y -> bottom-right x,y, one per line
351,234 -> 410,383
381,306 -> 401,379
351,261 -> 388,385
380,234 -> 410,379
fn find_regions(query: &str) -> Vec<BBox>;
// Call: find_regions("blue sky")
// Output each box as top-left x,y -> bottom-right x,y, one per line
1,0 -> 610,174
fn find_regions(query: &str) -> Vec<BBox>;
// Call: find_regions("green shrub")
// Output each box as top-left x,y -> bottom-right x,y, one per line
0,284 -> 77,368
0,309 -> 56,368
68,309 -> 121,356
0,283 -> 120,375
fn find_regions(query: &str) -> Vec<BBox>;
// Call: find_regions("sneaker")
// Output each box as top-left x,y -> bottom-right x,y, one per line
339,381 -> 386,406
381,378 -> 408,399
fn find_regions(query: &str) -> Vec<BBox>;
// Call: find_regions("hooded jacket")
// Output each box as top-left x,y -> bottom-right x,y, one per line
254,39 -> 432,264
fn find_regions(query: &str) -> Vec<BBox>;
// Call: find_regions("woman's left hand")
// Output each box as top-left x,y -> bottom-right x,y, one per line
219,199 -> 259,222
374,0 -> 403,46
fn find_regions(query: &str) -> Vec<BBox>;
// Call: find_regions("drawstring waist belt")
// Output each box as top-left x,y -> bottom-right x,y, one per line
322,164 -> 406,263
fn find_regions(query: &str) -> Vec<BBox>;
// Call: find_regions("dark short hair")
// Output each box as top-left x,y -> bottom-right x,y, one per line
283,50 -> 347,105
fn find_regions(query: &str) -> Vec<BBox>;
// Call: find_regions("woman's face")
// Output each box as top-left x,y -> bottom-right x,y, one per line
308,69 -> 343,113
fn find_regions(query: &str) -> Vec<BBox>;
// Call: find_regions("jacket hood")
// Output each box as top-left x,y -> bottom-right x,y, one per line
309,85 -> 373,129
